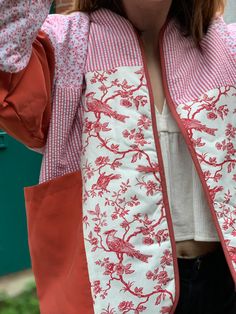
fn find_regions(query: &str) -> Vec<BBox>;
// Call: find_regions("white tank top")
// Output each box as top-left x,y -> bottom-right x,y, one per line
155,100 -> 219,242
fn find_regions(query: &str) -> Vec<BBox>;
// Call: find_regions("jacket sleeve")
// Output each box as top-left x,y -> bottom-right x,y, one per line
0,1 -> 53,149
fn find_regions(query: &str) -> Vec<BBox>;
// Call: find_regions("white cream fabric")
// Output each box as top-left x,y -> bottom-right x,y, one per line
155,101 -> 219,242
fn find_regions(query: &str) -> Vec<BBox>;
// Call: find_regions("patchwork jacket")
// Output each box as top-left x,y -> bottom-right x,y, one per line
1,1 -> 236,314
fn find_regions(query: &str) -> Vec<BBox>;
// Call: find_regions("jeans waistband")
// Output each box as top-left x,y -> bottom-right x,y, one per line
177,246 -> 226,279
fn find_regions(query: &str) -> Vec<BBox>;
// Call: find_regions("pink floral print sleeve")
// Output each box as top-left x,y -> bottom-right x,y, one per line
0,0 -> 52,72
0,1 -> 53,147
0,1 -> 89,149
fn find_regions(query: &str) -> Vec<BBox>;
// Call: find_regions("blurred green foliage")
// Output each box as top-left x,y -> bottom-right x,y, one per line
0,281 -> 39,314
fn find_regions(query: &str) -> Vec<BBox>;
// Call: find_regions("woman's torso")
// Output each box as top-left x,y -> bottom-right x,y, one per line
143,42 -> 220,257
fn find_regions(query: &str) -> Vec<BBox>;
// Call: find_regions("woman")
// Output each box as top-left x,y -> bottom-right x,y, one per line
0,0 -> 236,313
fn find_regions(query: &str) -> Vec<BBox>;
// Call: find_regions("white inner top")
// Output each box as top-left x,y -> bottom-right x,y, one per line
155,100 -> 219,242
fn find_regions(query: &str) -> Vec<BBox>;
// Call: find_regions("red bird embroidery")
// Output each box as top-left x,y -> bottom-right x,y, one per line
86,92 -> 129,122
104,229 -> 152,263
182,118 -> 218,135
92,172 -> 121,193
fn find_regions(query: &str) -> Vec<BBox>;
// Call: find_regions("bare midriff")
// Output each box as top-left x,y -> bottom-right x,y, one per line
176,240 -> 221,258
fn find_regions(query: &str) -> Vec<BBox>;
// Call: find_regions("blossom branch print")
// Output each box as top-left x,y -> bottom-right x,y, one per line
177,85 -> 236,278
182,91 -> 236,193
191,86 -> 232,120
82,67 -> 175,312
84,201 -> 173,308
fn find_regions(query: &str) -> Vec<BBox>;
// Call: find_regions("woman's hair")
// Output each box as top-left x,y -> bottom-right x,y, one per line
70,0 -> 226,44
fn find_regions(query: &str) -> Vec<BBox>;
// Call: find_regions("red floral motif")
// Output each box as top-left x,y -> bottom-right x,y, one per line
104,262 -> 115,274
143,237 -> 154,245
215,139 -> 236,161
134,95 -> 148,110
92,280 -> 103,297
191,137 -> 206,148
118,301 -> 134,312
157,271 -> 171,286
95,156 -> 110,166
120,99 -> 132,108
137,114 -> 152,130
207,112 -> 217,120
160,250 -> 173,267
82,160 -> 95,181
155,230 -> 169,246
84,119 -> 112,134
122,128 -> 150,147
146,268 -> 170,286
136,177 -> 160,196
225,123 -> 236,139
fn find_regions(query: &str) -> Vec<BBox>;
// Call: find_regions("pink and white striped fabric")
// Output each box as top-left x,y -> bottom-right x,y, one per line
86,9 -> 142,71
162,17 -> 236,104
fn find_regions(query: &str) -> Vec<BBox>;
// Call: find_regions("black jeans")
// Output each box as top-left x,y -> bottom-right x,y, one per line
175,247 -> 236,314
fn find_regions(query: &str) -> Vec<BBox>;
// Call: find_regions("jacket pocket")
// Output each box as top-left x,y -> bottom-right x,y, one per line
24,171 -> 94,314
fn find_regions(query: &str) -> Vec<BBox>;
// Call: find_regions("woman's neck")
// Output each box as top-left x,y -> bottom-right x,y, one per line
122,0 -> 172,46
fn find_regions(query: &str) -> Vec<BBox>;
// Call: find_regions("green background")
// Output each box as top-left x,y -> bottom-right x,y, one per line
0,3 -> 55,277
0,132 -> 42,276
